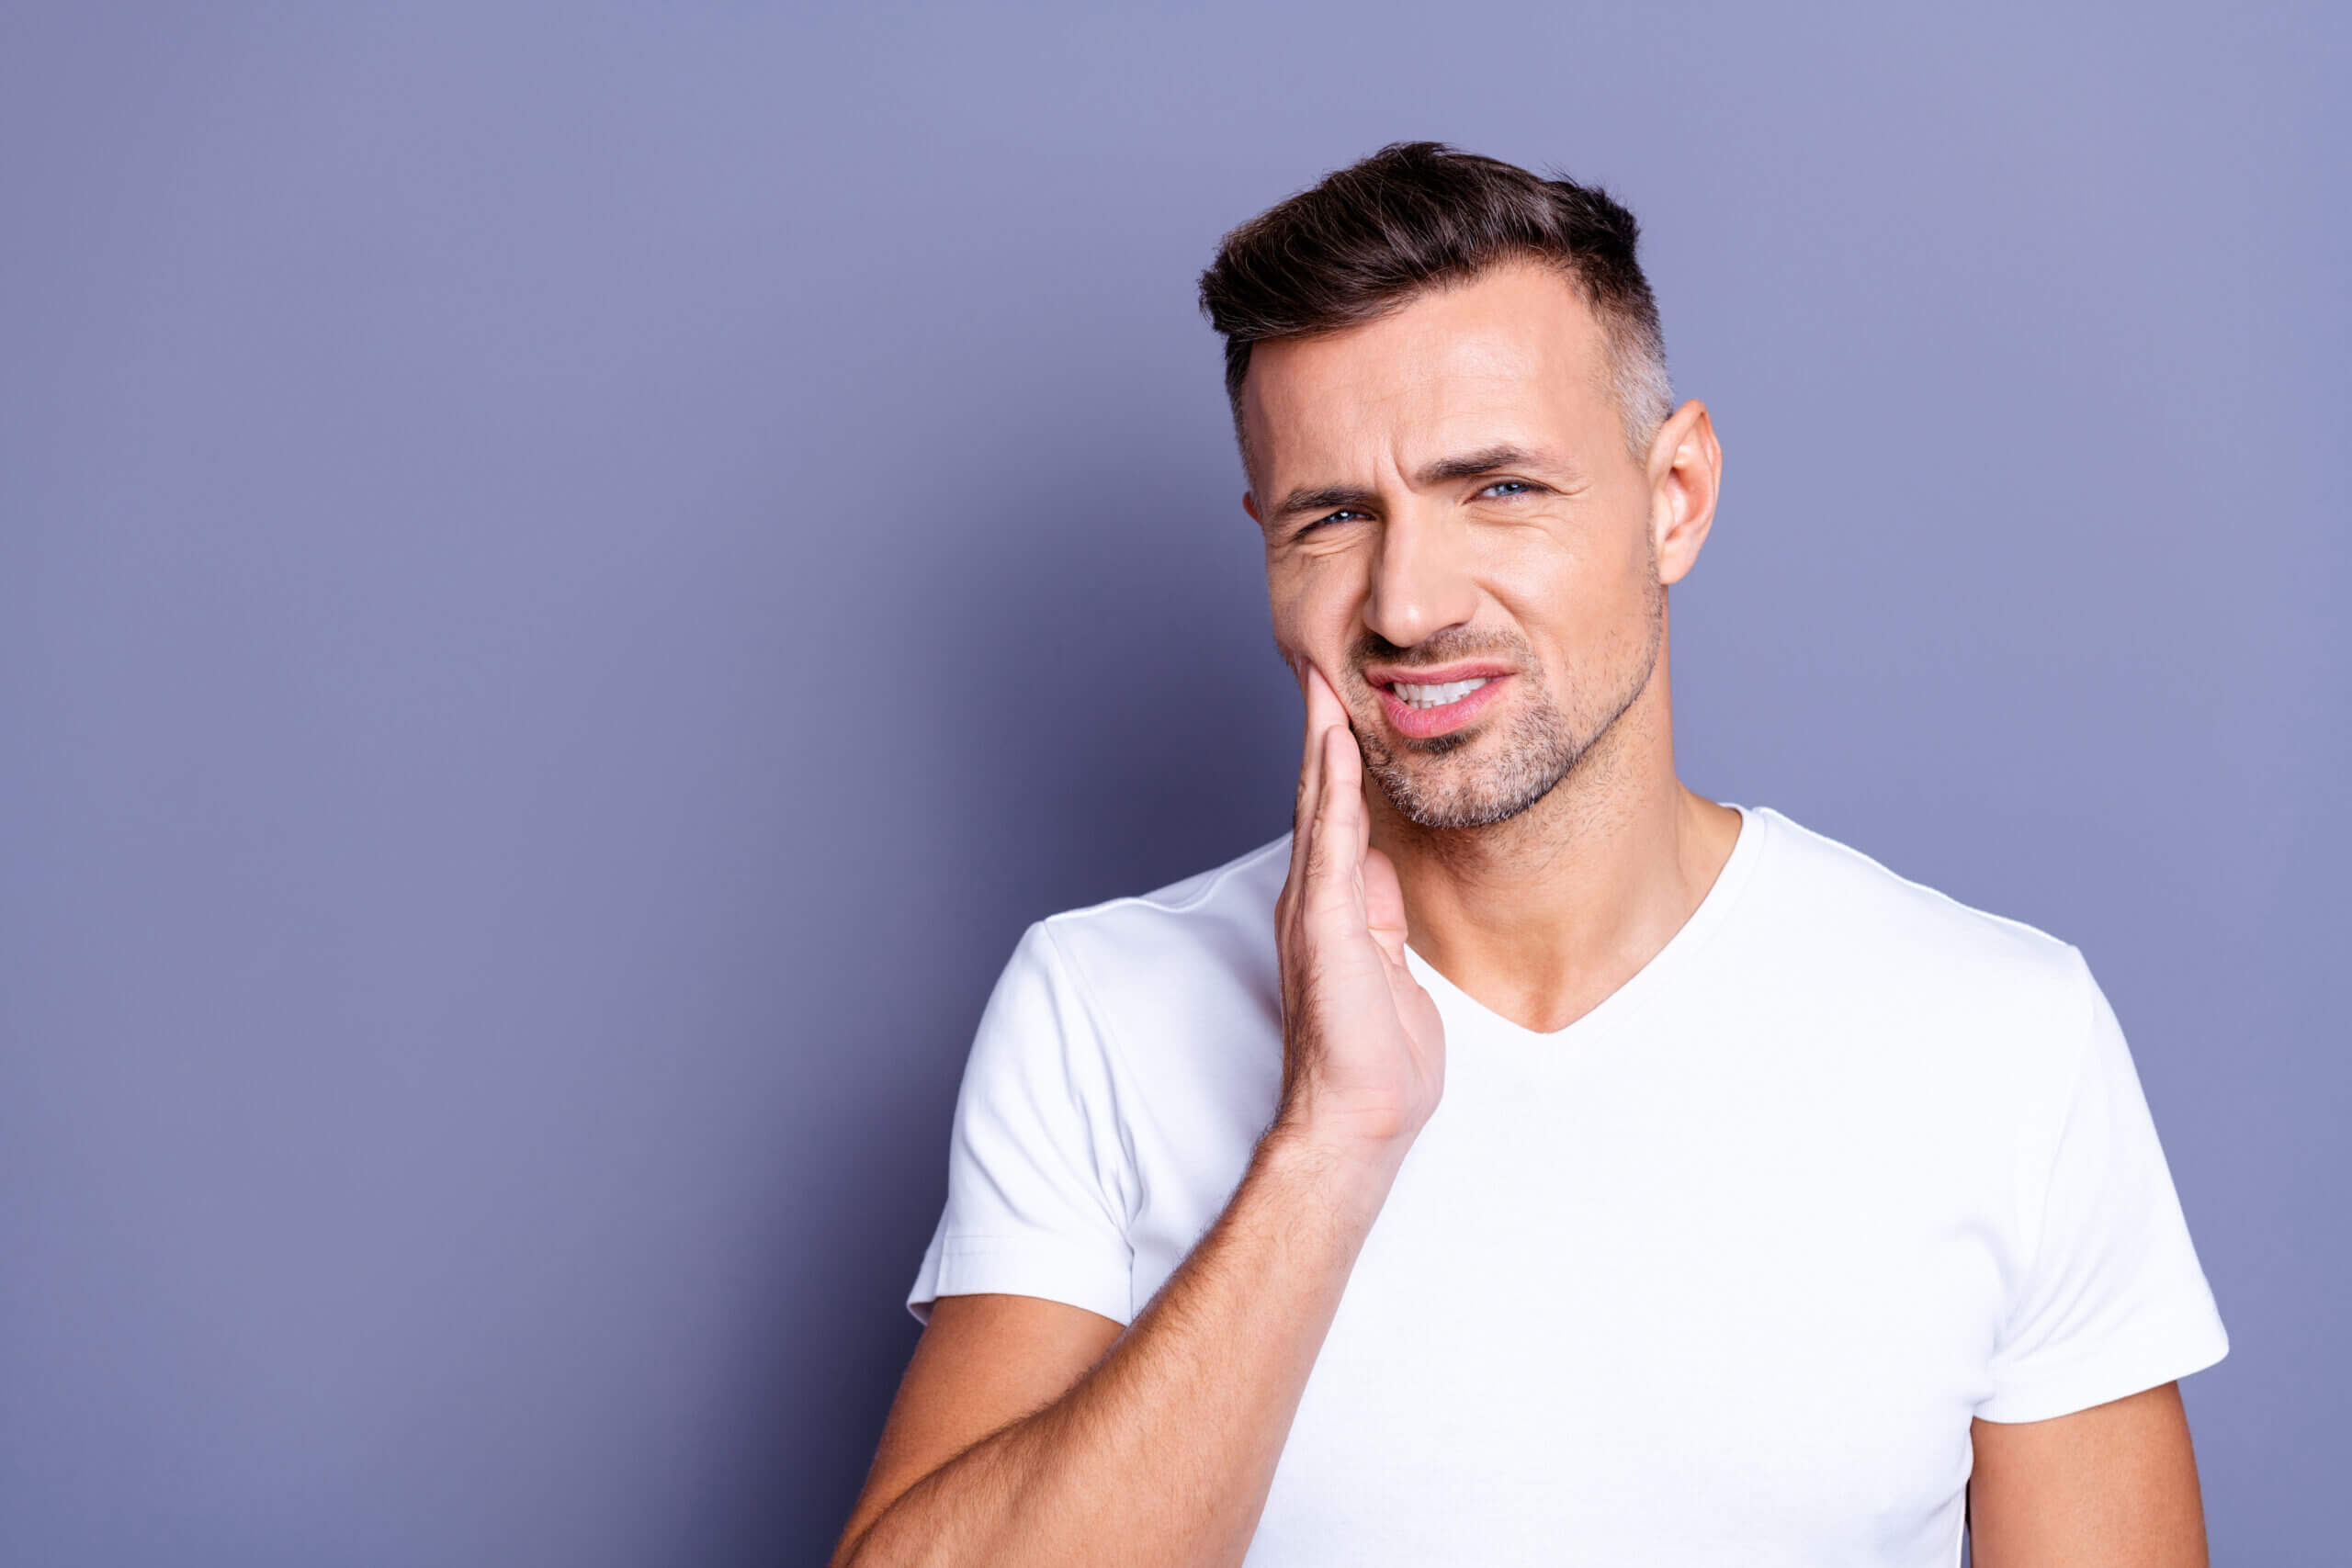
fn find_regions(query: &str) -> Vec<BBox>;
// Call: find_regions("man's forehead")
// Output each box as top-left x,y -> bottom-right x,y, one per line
1239,263 -> 1612,486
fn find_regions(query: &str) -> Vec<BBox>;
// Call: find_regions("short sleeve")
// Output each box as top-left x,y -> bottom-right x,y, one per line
906,920 -> 1136,1326
1977,950 -> 2229,1422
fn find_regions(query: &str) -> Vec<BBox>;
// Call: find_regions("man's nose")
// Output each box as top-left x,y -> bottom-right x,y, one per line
1363,505 -> 1478,649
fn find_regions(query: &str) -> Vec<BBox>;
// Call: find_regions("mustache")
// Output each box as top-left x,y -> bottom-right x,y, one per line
1348,628 -> 1532,671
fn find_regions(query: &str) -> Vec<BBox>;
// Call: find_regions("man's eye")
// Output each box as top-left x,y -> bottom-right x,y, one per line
1302,509 -> 1370,534
1478,480 -> 1534,499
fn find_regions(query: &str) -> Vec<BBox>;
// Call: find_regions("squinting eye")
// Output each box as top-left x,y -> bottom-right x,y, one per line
1303,509 -> 1370,533
1479,480 -> 1532,498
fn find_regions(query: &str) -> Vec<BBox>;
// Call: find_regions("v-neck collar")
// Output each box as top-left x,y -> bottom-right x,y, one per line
1400,801 -> 1772,1044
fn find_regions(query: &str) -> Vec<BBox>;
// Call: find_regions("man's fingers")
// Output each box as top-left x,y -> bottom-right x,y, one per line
1317,687 -> 1372,861
1286,660 -> 1326,893
1305,720 -> 1368,919
1301,660 -> 1348,737
1294,660 -> 1326,798
1290,660 -> 1385,944
1290,660 -> 1348,886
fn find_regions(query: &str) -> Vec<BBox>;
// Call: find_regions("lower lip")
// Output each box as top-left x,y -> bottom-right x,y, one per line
1377,676 -> 1509,739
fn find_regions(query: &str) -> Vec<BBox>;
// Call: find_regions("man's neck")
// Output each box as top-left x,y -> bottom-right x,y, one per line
1371,689 -> 1742,1035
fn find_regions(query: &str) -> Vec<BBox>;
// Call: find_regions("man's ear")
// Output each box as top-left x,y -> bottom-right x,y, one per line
1648,398 -> 1722,589
1242,491 -> 1262,528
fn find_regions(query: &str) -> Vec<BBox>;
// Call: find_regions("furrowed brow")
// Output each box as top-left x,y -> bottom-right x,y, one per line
1417,445 -> 1578,486
1270,446 -> 1582,521
1272,482 -> 1381,519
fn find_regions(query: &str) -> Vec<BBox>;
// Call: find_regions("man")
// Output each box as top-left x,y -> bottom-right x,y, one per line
831,142 -> 2228,1566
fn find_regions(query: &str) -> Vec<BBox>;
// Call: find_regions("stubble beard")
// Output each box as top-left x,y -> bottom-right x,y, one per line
1355,574 -> 1665,832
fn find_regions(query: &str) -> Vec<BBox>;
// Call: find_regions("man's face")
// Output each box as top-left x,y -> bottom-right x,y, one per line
1242,262 -> 1679,829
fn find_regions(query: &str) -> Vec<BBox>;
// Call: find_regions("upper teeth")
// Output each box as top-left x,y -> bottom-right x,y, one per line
1393,677 -> 1490,709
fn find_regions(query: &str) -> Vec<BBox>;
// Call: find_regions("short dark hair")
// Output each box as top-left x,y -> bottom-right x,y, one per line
1197,141 -> 1672,465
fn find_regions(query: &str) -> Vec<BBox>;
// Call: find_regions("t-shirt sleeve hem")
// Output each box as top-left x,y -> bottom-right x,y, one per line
1975,1309 -> 2229,1425
906,1233 -> 1134,1328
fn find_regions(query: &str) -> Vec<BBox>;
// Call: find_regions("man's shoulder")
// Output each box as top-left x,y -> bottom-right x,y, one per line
1026,834 -> 1290,1006
1752,805 -> 2092,1021
1049,834 -> 1292,926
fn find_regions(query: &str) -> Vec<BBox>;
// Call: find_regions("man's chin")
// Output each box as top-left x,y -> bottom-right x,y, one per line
1370,762 -> 1556,832
1402,728 -> 1476,759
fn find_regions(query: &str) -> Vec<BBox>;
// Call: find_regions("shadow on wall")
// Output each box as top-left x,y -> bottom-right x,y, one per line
752,439 -> 1297,1561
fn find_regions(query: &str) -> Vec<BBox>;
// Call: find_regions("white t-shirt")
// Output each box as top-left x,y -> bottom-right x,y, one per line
908,802 -> 2228,1566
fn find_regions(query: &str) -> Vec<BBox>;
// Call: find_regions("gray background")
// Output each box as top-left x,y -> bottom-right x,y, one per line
3,3 -> 2343,1563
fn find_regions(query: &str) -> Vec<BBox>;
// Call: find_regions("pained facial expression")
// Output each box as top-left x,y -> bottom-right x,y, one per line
1242,262 -> 1682,830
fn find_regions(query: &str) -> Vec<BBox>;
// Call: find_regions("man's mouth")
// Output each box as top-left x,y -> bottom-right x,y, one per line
1390,677 -> 1492,710
1367,664 -> 1512,739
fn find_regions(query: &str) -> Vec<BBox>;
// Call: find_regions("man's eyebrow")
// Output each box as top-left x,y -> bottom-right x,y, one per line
1271,482 -> 1381,520
1269,446 -> 1583,521
1416,444 -> 1579,486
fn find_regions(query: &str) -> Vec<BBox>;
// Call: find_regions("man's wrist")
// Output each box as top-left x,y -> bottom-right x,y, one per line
1251,1116 -> 1405,1235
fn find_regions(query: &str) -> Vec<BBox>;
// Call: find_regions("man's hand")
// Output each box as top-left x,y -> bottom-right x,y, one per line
1272,662 -> 1445,1161
832,663 -> 1443,1568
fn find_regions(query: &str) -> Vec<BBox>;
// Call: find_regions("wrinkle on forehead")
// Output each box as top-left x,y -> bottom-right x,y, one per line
1238,263 -> 1622,501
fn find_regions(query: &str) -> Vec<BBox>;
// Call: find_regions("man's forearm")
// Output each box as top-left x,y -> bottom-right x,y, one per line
839,1126 -> 1396,1568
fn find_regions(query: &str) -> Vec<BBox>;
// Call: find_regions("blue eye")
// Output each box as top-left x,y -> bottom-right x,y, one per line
1302,509 -> 1369,534
1479,480 -> 1532,498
